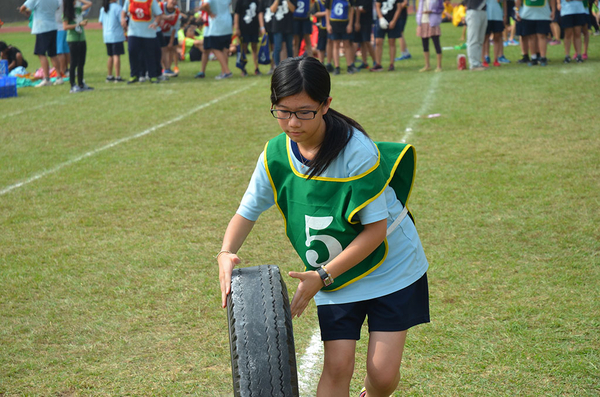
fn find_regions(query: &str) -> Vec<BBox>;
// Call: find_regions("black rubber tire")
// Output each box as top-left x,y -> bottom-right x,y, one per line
227,265 -> 299,397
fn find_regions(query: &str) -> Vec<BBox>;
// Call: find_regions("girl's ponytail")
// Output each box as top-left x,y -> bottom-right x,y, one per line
103,0 -> 111,13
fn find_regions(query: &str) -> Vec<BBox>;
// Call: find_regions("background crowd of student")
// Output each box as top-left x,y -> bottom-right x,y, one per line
5,0 -> 598,89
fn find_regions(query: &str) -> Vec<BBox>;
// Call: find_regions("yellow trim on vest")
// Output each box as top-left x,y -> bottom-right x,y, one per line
285,136 -> 381,182
326,239 -> 389,291
264,141 -> 288,233
347,144 -> 416,224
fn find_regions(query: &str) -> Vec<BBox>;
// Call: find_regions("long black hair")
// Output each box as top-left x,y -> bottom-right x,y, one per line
63,0 -> 75,23
103,0 -> 111,14
270,56 -> 368,179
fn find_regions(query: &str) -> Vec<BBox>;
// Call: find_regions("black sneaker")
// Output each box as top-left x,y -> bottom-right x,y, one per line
347,65 -> 359,74
539,57 -> 548,66
369,64 -> 384,72
527,58 -> 538,66
575,55 -> 583,63
564,55 -> 571,63
333,67 -> 340,75
517,55 -> 530,64
114,76 -> 125,83
106,76 -> 115,83
326,63 -> 334,73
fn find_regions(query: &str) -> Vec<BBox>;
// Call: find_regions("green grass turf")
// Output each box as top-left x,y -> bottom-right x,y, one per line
1,17 -> 599,396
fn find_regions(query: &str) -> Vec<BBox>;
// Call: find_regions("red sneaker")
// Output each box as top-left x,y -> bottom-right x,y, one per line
493,60 -> 501,67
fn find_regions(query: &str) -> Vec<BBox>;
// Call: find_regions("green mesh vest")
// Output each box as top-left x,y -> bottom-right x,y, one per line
264,133 -> 416,291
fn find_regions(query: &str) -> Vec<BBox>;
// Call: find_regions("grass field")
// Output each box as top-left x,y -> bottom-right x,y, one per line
1,17 -> 599,396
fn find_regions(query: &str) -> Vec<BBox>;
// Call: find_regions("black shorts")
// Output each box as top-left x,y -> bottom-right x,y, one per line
560,13 -> 587,29
241,33 -> 259,43
375,19 -> 403,39
34,30 -> 58,57
521,19 -> 551,35
106,42 -> 125,56
353,21 -> 372,43
161,33 -> 178,47
317,28 -> 328,51
486,20 -> 505,34
293,18 -> 313,35
204,34 -> 232,50
317,273 -> 430,341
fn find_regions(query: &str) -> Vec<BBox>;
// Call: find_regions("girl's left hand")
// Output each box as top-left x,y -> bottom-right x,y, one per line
288,270 -> 322,318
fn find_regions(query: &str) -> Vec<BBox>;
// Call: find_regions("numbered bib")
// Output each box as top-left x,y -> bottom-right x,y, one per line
264,134 -> 416,291
294,0 -> 310,18
330,0 -> 349,21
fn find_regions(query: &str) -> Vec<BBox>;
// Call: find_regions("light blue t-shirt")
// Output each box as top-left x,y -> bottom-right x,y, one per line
560,0 -> 585,16
24,0 -> 61,34
122,0 -> 163,38
237,130 -> 429,306
205,0 -> 233,37
521,0 -> 551,19
486,0 -> 504,21
99,2 -> 126,43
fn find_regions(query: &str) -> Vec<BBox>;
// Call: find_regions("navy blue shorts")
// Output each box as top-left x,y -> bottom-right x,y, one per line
486,20 -> 505,34
317,273 -> 430,341
353,22 -> 372,43
106,42 -> 125,56
560,13 -> 587,29
397,16 -> 407,33
328,31 -> 353,41
204,34 -> 232,50
241,33 -> 259,43
374,19 -> 403,39
34,30 -> 58,57
515,19 -> 524,36
293,18 -> 313,35
521,19 -> 551,35
317,28 -> 328,51
161,33 -> 178,47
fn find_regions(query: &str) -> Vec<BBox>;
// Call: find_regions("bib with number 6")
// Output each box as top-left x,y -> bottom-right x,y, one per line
264,133 -> 416,291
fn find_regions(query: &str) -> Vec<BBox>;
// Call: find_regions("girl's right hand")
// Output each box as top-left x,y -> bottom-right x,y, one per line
218,253 -> 241,308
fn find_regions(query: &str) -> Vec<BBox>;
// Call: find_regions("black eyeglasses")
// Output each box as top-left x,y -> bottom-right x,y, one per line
270,104 -> 323,120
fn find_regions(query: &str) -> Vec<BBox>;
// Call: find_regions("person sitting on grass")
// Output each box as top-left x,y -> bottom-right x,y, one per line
0,41 -> 29,71
452,0 -> 468,41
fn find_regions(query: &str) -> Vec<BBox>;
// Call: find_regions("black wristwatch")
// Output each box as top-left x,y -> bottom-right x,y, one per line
316,266 -> 334,287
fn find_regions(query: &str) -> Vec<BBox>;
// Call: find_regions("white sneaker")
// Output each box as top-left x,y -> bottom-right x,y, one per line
53,77 -> 64,85
35,78 -> 52,87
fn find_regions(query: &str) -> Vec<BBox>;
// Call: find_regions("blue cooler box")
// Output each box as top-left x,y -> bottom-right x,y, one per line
0,76 -> 18,99
0,60 -> 8,76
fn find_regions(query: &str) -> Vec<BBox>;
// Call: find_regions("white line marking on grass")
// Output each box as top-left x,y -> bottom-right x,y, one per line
0,82 -> 257,196
298,328 -> 323,397
0,100 -> 62,119
400,72 -> 441,143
